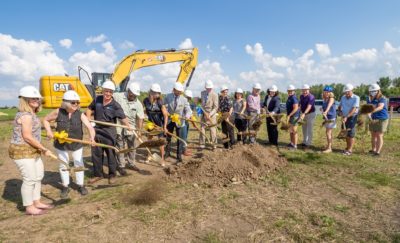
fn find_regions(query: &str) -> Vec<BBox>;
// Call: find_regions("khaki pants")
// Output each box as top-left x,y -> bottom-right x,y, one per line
116,134 -> 136,167
14,157 -> 44,206
302,112 -> 316,146
200,115 -> 217,145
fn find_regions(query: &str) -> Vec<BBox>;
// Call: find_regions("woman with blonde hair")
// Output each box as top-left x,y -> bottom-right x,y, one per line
9,86 -> 55,215
321,86 -> 337,153
367,84 -> 389,156
43,90 -> 95,199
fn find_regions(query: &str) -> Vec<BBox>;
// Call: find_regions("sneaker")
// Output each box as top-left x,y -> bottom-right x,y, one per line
78,186 -> 88,196
373,152 -> 380,156
60,186 -> 70,199
288,146 -> 297,150
199,145 -> 206,149
343,150 -> 352,156
126,164 -> 141,172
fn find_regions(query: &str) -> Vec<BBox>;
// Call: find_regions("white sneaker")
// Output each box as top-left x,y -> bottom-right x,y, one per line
199,145 -> 205,149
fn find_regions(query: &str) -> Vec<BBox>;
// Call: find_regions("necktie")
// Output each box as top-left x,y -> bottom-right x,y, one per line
174,95 -> 178,111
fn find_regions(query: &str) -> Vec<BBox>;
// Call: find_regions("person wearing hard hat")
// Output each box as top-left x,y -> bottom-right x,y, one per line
233,88 -> 247,143
299,84 -> 316,148
219,85 -> 235,149
43,90 -> 96,198
113,82 -> 145,174
285,85 -> 300,150
86,80 -> 133,184
164,82 -> 192,163
9,86 -> 56,215
262,85 -> 281,146
200,80 -> 219,148
367,84 -> 389,156
183,89 -> 196,156
143,83 -> 169,165
338,83 -> 360,156
321,86 -> 337,153
246,83 -> 262,144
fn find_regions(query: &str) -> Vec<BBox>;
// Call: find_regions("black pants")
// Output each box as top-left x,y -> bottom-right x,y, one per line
91,129 -> 117,178
166,122 -> 184,160
235,118 -> 248,142
266,117 -> 278,145
221,120 -> 235,148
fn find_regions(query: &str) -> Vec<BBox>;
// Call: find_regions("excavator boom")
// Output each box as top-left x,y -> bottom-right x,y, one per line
112,48 -> 198,87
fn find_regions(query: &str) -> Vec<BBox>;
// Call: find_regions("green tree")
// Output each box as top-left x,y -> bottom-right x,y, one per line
377,77 -> 391,91
392,77 -> 400,88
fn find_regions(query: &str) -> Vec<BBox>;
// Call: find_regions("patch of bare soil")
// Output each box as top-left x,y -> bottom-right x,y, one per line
165,144 -> 287,186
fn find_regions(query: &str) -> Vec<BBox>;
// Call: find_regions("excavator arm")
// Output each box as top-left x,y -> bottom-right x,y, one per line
111,48 -> 198,88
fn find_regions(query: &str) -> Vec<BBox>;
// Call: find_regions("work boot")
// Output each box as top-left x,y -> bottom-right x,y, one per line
78,186 -> 88,196
60,186 -> 70,199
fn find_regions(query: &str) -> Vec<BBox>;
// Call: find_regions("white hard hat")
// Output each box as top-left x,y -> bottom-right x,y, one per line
102,80 -> 116,91
302,84 -> 310,90
235,88 -> 243,93
128,82 -> 141,96
18,86 -> 42,99
63,90 -> 80,101
369,83 -> 380,92
174,82 -> 184,92
184,89 -> 193,98
221,85 -> 228,91
269,85 -> 278,92
343,83 -> 354,92
287,84 -> 296,91
205,80 -> 214,89
253,83 -> 261,90
150,83 -> 162,93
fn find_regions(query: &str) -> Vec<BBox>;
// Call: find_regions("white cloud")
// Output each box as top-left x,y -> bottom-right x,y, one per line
241,42 -> 400,90
220,45 -> 230,53
0,33 -> 66,105
68,41 -> 116,76
179,38 -> 193,49
85,34 -> 107,44
59,38 -> 72,49
315,43 -> 331,58
119,40 -> 135,50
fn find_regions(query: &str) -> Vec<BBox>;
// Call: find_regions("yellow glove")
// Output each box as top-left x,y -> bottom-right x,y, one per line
144,121 -> 155,131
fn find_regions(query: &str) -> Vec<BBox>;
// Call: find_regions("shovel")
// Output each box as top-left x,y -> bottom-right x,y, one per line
46,153 -> 87,173
118,139 -> 167,154
337,120 -> 349,139
90,120 -> 162,163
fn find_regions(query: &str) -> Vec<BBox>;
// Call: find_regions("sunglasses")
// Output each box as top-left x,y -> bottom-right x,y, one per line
29,98 -> 40,101
68,101 -> 80,105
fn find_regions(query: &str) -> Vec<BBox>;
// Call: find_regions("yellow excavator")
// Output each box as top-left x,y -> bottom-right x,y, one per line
40,48 -> 198,108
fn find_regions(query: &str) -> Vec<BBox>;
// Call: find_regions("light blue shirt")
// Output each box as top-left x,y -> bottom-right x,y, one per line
340,94 -> 360,117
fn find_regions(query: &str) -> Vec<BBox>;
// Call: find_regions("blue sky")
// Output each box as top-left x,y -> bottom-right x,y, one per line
1,0 -> 400,105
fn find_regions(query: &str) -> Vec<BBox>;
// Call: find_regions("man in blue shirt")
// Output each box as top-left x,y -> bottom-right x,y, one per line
286,85 -> 300,149
339,83 -> 360,156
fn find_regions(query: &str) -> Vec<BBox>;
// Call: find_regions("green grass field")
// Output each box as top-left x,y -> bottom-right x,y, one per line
0,114 -> 399,242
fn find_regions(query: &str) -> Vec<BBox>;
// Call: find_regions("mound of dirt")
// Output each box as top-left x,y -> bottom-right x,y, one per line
164,144 -> 287,186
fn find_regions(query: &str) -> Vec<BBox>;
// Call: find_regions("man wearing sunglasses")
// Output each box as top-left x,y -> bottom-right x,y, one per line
86,80 -> 132,185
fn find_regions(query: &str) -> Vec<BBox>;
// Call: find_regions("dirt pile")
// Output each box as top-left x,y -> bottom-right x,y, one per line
165,144 -> 287,186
